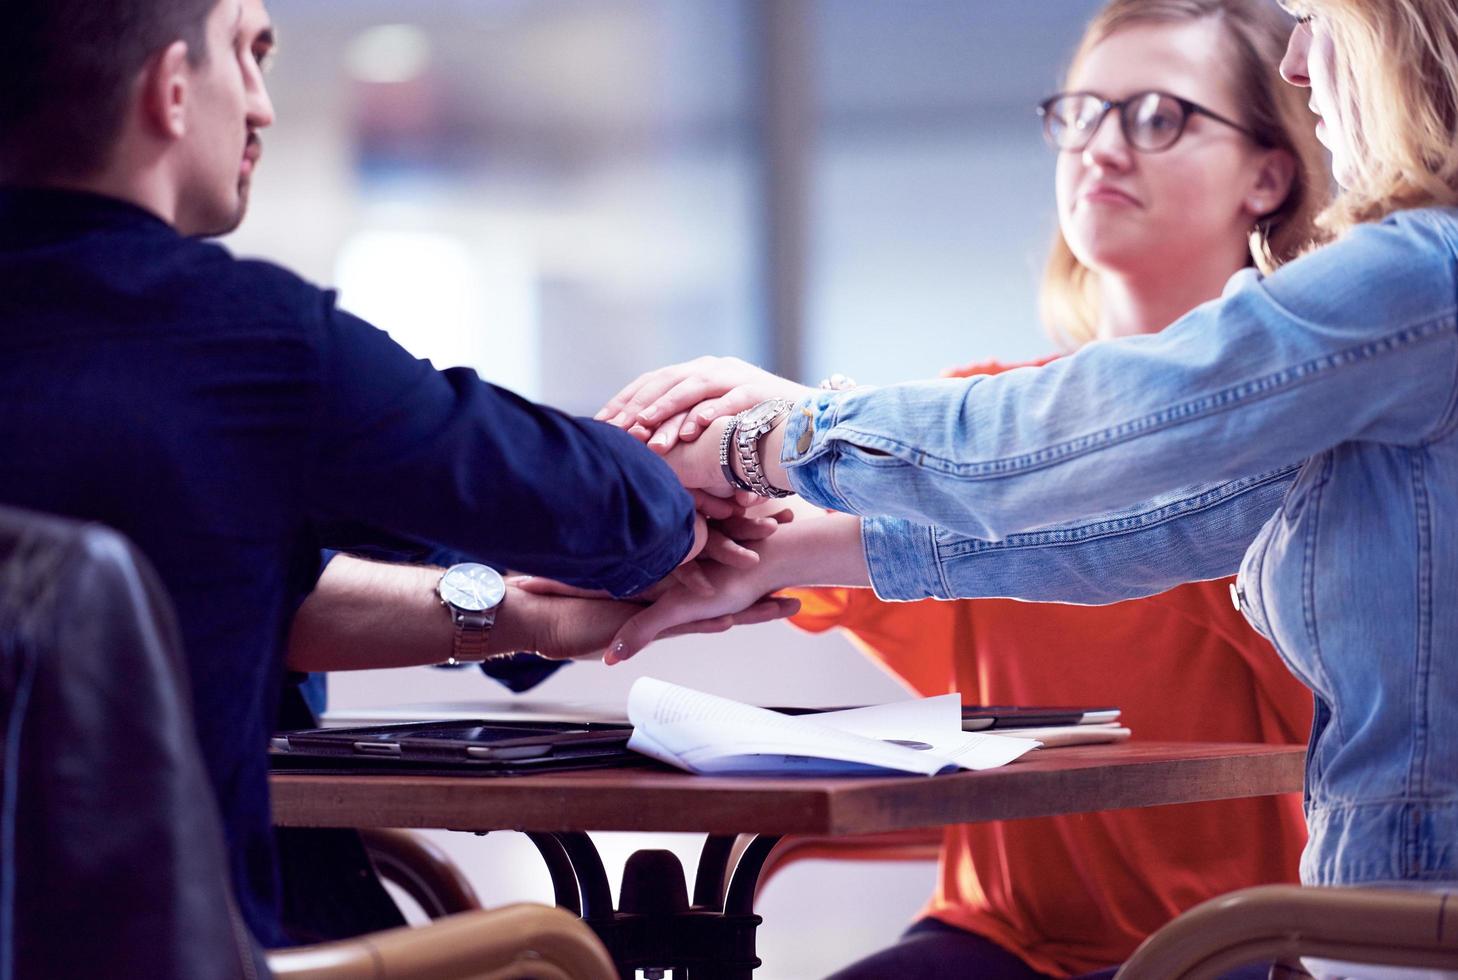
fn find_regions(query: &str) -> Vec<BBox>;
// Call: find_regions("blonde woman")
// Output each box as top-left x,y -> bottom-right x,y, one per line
593,2 -> 1324,976
600,2 -> 1458,976
792,2 -> 1326,977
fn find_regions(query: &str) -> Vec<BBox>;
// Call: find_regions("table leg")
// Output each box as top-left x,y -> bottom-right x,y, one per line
524,832 -> 582,917
517,831 -> 783,979
723,836 -> 781,918
692,835 -> 739,911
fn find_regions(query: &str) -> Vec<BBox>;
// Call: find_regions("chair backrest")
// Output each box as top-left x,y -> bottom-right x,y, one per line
1115,884 -> 1458,980
0,505 -> 266,980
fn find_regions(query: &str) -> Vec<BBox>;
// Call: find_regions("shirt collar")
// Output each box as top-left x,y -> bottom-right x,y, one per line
0,186 -> 176,245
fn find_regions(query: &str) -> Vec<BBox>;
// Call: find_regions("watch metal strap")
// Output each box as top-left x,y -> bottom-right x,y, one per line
448,608 -> 496,665
734,399 -> 794,498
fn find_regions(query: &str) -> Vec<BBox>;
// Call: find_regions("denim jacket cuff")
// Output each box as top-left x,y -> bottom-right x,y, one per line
782,392 -> 856,512
862,516 -> 946,600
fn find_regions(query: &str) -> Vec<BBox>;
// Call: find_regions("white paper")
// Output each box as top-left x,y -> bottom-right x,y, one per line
626,678 -> 1039,776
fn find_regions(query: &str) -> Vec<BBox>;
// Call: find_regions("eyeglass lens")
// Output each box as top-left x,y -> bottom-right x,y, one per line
1043,92 -> 1187,152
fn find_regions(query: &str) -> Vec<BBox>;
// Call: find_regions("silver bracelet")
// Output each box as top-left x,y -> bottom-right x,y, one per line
718,414 -> 753,493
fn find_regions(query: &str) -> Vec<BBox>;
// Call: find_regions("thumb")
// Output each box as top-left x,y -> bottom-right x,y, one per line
606,591 -> 705,665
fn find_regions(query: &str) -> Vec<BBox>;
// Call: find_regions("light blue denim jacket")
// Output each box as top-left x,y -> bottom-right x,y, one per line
782,208 -> 1458,890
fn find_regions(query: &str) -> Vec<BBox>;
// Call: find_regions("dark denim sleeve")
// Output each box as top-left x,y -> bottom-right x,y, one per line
306,304 -> 694,598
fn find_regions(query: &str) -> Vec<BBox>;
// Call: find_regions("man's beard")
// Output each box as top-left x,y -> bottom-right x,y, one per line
220,176 -> 252,235
215,133 -> 261,236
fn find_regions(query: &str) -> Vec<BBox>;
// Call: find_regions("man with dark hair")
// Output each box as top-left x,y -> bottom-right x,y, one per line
0,0 -> 722,948
0,0 -> 217,186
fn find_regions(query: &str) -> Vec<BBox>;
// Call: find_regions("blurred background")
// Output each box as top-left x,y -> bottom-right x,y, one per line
237,1 -> 1104,975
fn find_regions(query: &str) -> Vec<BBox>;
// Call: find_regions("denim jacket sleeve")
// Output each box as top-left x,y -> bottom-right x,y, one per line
781,209 -> 1458,598
864,465 -> 1297,602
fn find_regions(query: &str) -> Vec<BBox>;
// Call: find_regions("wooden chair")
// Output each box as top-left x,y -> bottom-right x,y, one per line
268,903 -> 615,980
1114,884 -> 1458,980
0,505 -> 614,980
361,828 -> 483,919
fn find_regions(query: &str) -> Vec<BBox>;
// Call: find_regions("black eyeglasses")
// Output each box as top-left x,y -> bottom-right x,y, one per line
1037,90 -> 1266,153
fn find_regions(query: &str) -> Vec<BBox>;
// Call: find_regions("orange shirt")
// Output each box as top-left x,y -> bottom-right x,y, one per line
788,357 -> 1312,978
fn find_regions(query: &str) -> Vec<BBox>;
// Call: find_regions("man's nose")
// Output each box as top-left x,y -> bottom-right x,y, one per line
249,76 -> 276,130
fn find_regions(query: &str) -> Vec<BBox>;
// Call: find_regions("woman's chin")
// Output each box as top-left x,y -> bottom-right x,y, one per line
1067,237 -> 1154,277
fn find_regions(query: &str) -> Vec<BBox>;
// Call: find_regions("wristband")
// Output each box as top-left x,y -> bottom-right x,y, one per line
718,414 -> 753,493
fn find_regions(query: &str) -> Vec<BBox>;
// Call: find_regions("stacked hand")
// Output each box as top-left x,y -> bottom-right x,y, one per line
522,505 -> 849,664
509,568 -> 802,662
596,357 -> 813,659
530,356 -> 868,666
597,356 -> 814,495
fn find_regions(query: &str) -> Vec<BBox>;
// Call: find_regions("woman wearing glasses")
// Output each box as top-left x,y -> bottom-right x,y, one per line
594,0 -> 1458,977
595,3 -> 1326,977
799,3 -> 1327,976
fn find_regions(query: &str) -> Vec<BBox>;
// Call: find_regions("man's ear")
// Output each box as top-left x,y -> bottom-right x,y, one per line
1246,147 -> 1298,219
138,40 -> 193,141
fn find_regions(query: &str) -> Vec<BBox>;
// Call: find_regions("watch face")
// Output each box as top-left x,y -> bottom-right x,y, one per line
438,563 -> 506,612
740,401 -> 779,429
740,402 -> 775,425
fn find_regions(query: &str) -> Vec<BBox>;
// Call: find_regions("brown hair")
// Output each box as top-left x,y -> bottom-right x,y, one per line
1039,0 -> 1330,348
1287,0 -> 1458,234
0,0 -> 220,182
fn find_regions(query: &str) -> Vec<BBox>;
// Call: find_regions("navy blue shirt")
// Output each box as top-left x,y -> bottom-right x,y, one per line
0,188 -> 694,945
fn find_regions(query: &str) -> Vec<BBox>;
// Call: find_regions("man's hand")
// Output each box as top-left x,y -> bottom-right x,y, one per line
601,559 -> 781,664
596,356 -> 812,454
599,510 -> 872,664
509,576 -> 800,660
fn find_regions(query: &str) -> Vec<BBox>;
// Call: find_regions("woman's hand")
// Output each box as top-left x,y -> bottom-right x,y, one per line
596,356 -> 813,453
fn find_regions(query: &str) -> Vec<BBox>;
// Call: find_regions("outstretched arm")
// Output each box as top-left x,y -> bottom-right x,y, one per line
603,511 -> 869,662
287,554 -> 801,671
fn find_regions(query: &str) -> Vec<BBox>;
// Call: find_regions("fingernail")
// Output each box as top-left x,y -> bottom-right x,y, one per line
681,422 -> 698,437
650,434 -> 668,448
641,406 -> 659,422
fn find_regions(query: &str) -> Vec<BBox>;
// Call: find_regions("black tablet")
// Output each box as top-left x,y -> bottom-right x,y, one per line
270,719 -> 635,770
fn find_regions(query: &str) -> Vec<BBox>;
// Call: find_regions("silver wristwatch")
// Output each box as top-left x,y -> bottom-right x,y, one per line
733,398 -> 795,498
435,562 -> 506,665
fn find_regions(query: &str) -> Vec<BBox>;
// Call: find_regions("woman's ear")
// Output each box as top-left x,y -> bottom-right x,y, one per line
1246,147 -> 1298,219
139,40 -> 193,140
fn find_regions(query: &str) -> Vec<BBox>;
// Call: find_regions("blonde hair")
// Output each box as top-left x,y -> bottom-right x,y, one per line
1288,0 -> 1458,233
1039,0 -> 1329,348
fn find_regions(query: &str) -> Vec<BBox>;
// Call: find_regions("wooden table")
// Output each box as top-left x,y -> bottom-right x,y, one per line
272,741 -> 1305,978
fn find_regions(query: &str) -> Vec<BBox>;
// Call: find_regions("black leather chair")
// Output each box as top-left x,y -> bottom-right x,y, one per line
0,505 -> 264,980
0,506 -> 615,980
